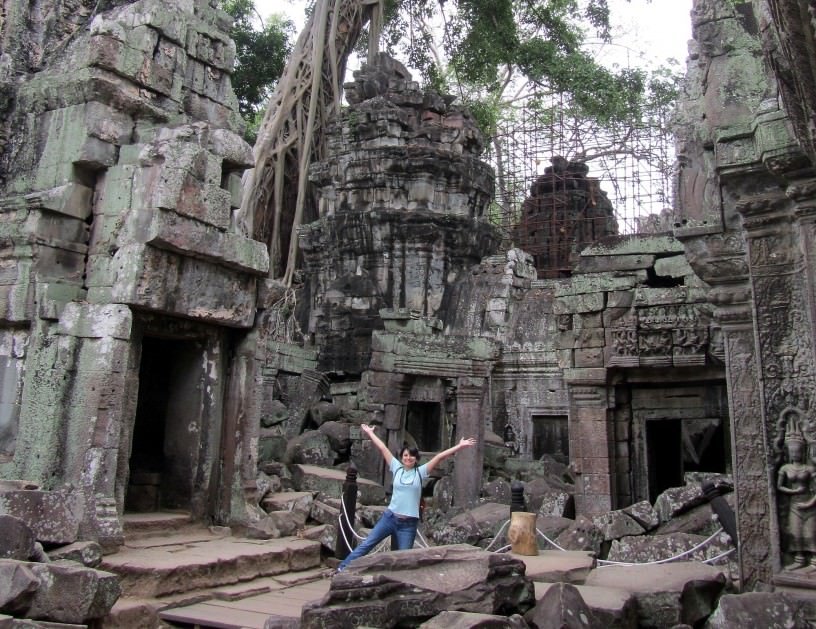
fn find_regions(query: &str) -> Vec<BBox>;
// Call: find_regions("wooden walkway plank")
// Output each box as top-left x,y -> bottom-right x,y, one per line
159,576 -> 331,628
159,602 -> 271,629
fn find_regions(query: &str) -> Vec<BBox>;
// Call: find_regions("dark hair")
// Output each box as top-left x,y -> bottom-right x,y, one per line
398,444 -> 420,461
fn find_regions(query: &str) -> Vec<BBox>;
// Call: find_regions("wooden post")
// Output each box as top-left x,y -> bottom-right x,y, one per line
335,463 -> 358,560
508,511 -> 539,556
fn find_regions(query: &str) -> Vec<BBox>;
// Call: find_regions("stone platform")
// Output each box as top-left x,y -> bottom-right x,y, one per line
99,517 -> 729,628
99,513 -> 325,627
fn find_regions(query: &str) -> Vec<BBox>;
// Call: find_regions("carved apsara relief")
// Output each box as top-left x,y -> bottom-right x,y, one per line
775,407 -> 816,572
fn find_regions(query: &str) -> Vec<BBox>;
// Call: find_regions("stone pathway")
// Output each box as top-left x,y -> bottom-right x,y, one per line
158,573 -> 331,628
100,513 -> 326,627
100,513 -> 730,628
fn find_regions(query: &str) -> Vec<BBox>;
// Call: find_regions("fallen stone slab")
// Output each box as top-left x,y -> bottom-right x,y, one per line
290,465 -> 385,505
606,531 -> 733,564
518,551 -> 596,584
301,544 -> 535,628
418,610 -> 528,628
535,583 -> 637,629
261,491 -> 315,518
0,516 -> 36,561
0,491 -> 82,546
591,510 -> 646,542
47,542 -> 102,568
702,592 -> 807,628
22,560 -> 120,624
525,582 -> 598,629
0,560 -> 39,615
100,537 -> 321,597
584,562 -> 727,628
432,503 -> 509,545
622,501 -> 659,531
554,516 -> 603,555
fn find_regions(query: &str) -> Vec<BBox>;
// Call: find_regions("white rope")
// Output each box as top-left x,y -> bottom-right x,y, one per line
597,528 -> 728,567
338,497 -> 366,541
415,529 -> 431,548
493,544 -> 512,553
703,547 -> 736,564
483,519 -> 512,551
536,528 -> 571,552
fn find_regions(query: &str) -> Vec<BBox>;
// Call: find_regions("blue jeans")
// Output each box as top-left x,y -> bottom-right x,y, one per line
338,510 -> 418,571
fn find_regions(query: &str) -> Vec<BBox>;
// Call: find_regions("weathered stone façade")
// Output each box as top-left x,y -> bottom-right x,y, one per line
1,0 -> 816,600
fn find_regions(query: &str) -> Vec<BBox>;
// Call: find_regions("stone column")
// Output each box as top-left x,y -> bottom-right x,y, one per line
565,368 -> 614,516
738,189 -> 816,584
60,303 -> 134,550
718,299 -> 771,585
454,376 -> 486,507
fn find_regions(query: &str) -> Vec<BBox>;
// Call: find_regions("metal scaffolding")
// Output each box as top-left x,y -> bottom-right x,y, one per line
483,90 -> 677,274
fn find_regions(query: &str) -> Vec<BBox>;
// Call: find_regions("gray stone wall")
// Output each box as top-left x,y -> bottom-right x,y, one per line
0,0 -> 269,546
674,0 -> 816,588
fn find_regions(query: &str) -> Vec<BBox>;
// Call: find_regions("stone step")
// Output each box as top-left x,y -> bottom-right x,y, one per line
100,535 -> 322,598
102,569 -> 332,628
535,582 -> 638,628
121,511 -> 194,539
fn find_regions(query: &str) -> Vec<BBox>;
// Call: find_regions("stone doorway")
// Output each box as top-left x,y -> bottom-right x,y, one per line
631,382 -> 730,504
646,419 -> 683,502
125,336 -> 206,513
405,401 -> 442,452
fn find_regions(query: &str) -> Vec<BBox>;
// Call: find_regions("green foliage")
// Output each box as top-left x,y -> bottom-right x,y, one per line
376,0 -> 676,136
221,0 -> 294,138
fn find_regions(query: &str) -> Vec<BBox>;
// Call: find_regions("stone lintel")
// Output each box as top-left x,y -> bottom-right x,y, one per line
145,208 -> 269,275
563,368 -> 608,386
579,235 -> 684,257
58,303 -> 132,340
574,254 -> 655,273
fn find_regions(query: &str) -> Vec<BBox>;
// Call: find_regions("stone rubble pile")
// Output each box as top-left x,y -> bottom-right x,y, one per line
0,484 -> 120,626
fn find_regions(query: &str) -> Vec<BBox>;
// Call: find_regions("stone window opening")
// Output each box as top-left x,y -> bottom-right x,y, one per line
644,260 -> 684,288
531,414 -> 569,463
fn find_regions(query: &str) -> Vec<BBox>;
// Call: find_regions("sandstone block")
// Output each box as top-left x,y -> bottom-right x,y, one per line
302,545 -> 535,627
0,560 -> 39,615
26,561 -> 121,623
0,516 -> 36,561
0,491 -> 82,546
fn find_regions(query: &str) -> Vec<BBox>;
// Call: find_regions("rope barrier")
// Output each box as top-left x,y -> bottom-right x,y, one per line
338,501 -> 734,568
536,528 -> 571,552
596,528 -> 728,567
703,547 -> 736,564
483,519 -> 511,551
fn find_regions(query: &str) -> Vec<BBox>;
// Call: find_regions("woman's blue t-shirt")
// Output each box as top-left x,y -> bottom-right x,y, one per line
388,457 -> 428,518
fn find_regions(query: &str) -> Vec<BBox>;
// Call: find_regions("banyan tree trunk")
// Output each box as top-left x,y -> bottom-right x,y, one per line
238,0 -> 379,286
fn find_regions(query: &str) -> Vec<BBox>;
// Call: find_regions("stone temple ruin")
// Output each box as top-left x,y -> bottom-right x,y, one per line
3,0 -> 816,626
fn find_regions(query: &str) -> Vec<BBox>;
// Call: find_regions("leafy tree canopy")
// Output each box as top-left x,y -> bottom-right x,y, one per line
221,0 -> 295,139
372,0 -> 678,135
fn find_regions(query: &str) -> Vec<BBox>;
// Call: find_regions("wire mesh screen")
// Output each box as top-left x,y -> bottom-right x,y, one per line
482,92 -> 678,274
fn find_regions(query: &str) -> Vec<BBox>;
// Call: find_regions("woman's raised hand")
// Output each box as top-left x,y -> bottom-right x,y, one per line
459,437 -> 476,448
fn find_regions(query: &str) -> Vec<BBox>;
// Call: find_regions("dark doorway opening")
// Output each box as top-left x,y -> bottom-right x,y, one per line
532,415 -> 569,462
405,401 -> 441,452
125,337 -> 203,513
646,419 -> 683,503
683,418 -> 727,474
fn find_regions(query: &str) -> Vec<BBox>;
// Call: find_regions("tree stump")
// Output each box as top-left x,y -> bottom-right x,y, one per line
508,511 -> 538,556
